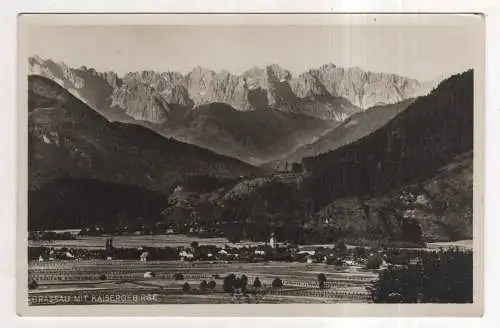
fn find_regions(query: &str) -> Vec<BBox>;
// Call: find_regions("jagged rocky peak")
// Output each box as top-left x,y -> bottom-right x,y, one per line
186,66 -> 216,86
241,66 -> 266,92
160,71 -> 185,84
320,63 -> 337,70
111,72 -> 169,123
110,70 -> 193,122
183,66 -> 253,111
291,64 -> 424,109
110,84 -> 172,123
100,71 -> 122,89
290,71 -> 331,98
28,56 -> 432,122
265,64 -> 292,82
122,71 -> 166,89
160,83 -> 194,107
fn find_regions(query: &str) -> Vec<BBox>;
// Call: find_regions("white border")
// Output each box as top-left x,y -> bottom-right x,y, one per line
1,1 -> 499,328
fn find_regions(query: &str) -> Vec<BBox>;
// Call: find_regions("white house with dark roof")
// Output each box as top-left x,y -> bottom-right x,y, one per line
140,251 -> 149,261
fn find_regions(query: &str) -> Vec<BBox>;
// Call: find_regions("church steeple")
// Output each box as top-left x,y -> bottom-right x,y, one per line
269,232 -> 277,249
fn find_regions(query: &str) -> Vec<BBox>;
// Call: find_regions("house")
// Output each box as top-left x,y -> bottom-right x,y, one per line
254,249 -> 265,256
297,250 -> 315,256
143,271 -> 154,278
140,251 -> 149,262
344,260 -> 356,266
409,257 -> 423,265
179,250 -> 194,261
38,255 -> 44,262
307,256 -> 313,264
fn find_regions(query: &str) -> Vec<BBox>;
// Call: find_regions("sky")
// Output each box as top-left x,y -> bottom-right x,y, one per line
26,21 -> 482,82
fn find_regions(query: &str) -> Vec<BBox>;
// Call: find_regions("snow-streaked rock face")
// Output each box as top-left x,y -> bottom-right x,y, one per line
290,64 -> 431,109
28,56 -> 432,124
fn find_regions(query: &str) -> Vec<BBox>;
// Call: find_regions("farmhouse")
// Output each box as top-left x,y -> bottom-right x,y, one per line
297,250 -> 315,256
179,250 -> 194,261
139,251 -> 149,262
254,249 -> 265,256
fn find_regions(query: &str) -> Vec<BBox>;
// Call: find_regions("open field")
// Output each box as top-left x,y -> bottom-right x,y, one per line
29,235 -> 266,249
28,260 -> 377,305
426,240 -> 473,250
29,234 -> 474,251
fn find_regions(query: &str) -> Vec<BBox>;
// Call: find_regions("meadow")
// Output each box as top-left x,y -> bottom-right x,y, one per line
28,260 -> 377,305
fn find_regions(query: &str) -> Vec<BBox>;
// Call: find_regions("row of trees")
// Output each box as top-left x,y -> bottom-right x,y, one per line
179,275 -> 268,295
370,249 -> 473,303
181,273 -> 333,295
28,231 -> 76,241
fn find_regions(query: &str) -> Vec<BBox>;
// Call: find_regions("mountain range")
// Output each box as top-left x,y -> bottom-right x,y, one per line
28,75 -> 262,193
213,70 -> 474,242
27,56 -> 473,244
302,70 -> 474,241
266,98 -> 416,170
29,56 -> 436,164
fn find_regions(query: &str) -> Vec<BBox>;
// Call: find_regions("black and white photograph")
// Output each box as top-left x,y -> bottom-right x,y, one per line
17,13 -> 484,314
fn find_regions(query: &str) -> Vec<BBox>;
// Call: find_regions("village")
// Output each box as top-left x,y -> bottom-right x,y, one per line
29,230 -> 394,268
27,226 -> 473,305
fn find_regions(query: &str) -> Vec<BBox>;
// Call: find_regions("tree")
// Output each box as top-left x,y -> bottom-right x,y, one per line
174,273 -> 184,280
240,274 -> 249,293
227,233 -> 242,244
354,246 -> 367,259
318,273 -> 327,289
199,280 -> 208,293
272,278 -> 284,288
291,162 -> 303,173
207,280 -> 216,291
28,279 -> 38,290
366,255 -> 382,270
326,256 -> 344,266
334,241 -> 347,253
253,277 -> 262,288
190,241 -> 199,249
370,250 -> 473,303
182,282 -> 191,293
223,274 -> 237,293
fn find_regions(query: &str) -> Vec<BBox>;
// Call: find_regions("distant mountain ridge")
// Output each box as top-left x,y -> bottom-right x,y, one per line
151,102 -> 337,165
28,75 -> 263,193
216,70 -> 474,243
267,98 -> 416,169
302,70 -> 474,207
29,55 -> 433,123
